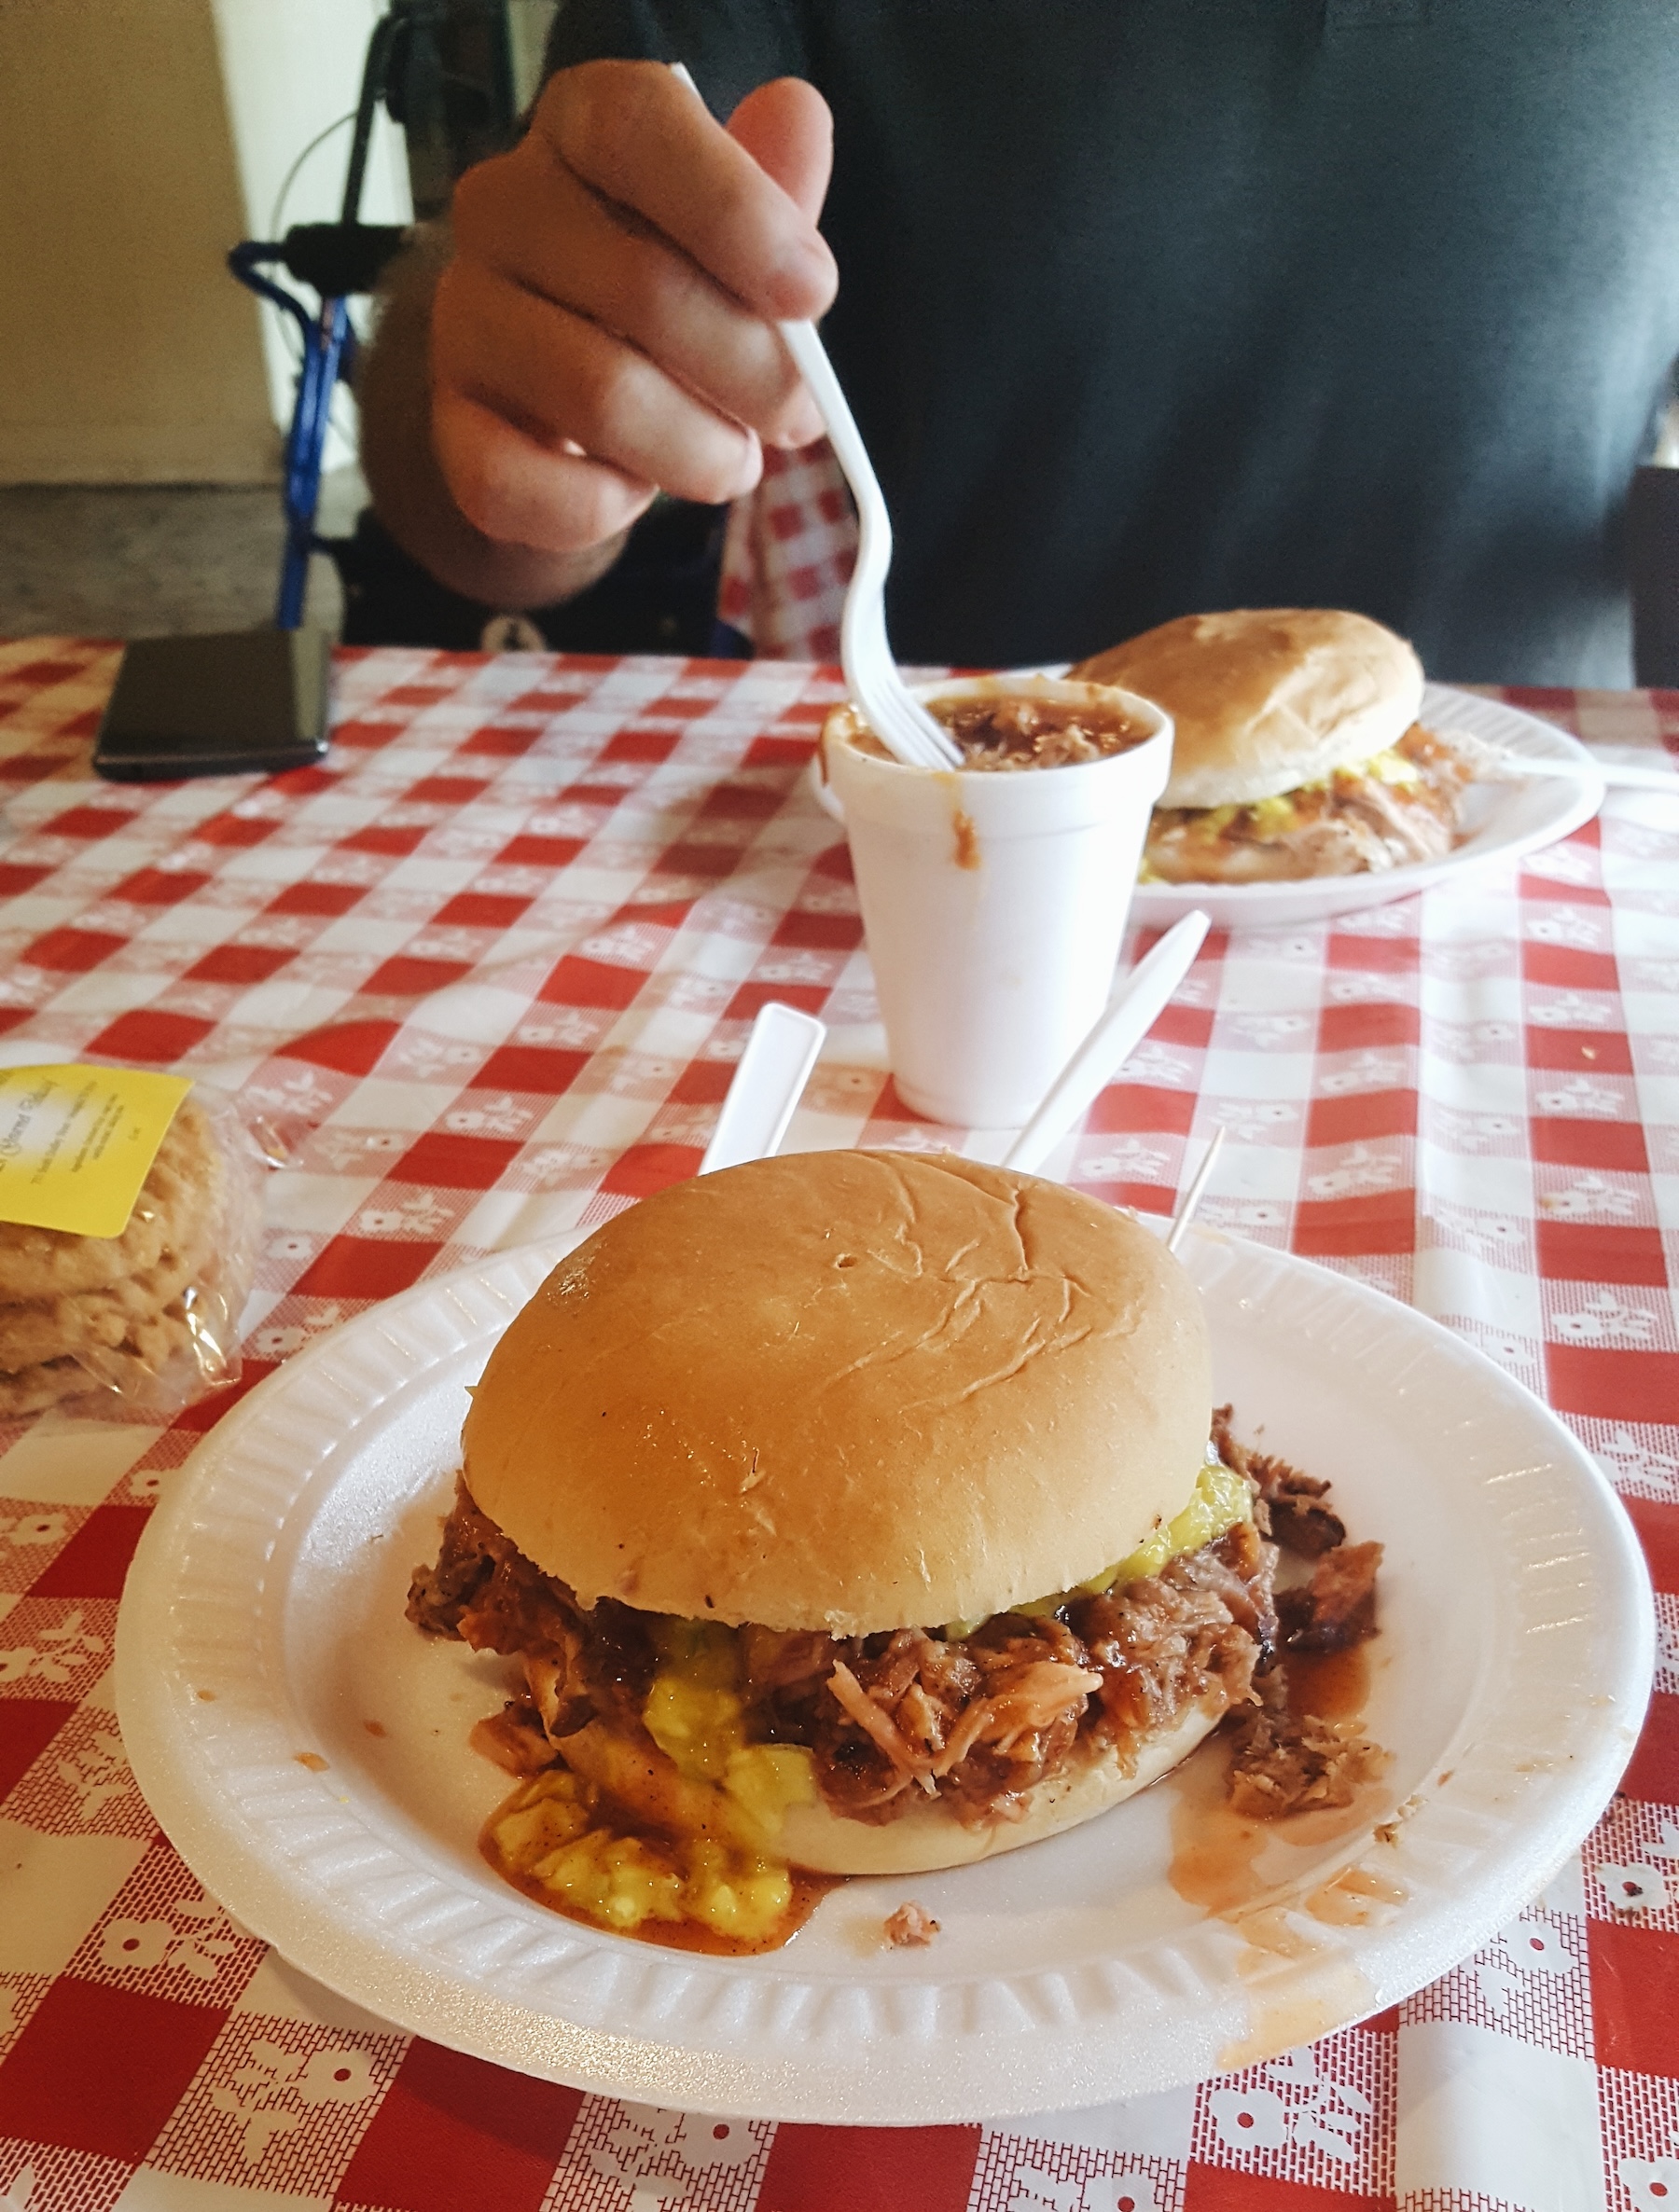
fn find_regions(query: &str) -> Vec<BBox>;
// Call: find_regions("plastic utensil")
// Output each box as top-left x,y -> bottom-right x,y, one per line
1000,909 -> 1211,1174
697,1001 -> 827,1174
774,325 -> 961,771
694,921 -> 1214,1190
1166,1126 -> 1227,1252
668,63 -> 958,772
1478,754 -> 1677,791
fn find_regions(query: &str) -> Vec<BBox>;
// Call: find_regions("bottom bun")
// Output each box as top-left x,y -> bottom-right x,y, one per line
779,1697 -> 1228,1876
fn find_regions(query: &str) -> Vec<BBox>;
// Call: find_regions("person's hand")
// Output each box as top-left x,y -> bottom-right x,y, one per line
432,62 -> 837,558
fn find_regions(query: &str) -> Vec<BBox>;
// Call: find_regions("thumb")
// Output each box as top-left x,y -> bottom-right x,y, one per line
727,76 -> 833,222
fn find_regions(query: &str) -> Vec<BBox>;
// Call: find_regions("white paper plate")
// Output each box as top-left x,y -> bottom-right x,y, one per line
116,1224 -> 1652,2123
809,684 -> 1604,931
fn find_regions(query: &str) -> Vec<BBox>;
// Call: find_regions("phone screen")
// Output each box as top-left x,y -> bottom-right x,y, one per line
94,629 -> 331,781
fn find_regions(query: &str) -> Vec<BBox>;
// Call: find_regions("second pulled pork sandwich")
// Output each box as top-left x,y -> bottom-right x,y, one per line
409,1151 -> 1283,1947
1074,607 -> 1472,883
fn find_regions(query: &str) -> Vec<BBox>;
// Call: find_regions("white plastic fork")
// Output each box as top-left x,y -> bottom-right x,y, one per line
774,324 -> 962,771
669,64 -> 959,772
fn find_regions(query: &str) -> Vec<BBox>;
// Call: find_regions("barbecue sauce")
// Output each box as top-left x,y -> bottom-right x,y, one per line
842,692 -> 1154,772
928,694 -> 1154,770
1167,1644 -> 1395,1926
1284,1642 -> 1371,1724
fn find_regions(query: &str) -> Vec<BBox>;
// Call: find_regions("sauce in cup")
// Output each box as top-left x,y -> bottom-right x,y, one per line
931,693 -> 1158,771
847,693 -> 1157,773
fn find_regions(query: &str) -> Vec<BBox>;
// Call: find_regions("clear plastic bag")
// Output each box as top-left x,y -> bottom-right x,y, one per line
0,1086 -> 269,1421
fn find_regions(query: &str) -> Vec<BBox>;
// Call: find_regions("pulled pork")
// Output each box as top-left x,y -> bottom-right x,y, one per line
1144,724 -> 1471,886
1212,1406 -> 1388,1815
409,1482 -> 655,1740
409,1480 -> 1276,1831
883,1901 -> 940,1948
742,1518 -> 1273,1828
1277,1541 -> 1383,1655
1215,1409 -> 1347,1557
1226,1693 -> 1390,1819
409,1417 -> 1385,1832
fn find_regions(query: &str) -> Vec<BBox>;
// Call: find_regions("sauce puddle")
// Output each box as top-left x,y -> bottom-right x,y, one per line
1168,1646 -> 1381,1919
1287,1644 -> 1371,1723
1166,1644 -> 1403,2065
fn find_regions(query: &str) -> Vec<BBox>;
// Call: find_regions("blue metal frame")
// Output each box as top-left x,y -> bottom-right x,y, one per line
228,5 -> 517,634
224,3 -> 404,629
228,243 -> 358,631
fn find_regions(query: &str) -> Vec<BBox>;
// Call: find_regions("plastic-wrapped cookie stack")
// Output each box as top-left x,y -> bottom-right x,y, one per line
0,1084 -> 264,1419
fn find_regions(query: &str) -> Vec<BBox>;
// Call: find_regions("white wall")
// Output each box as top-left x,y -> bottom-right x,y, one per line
0,0 -> 279,484
0,0 -> 419,486
509,0 -> 561,111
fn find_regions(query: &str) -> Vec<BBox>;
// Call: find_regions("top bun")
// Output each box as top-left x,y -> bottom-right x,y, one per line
463,1151 -> 1211,1637
1073,608 -> 1424,809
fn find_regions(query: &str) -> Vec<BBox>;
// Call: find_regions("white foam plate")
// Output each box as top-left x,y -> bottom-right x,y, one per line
809,684 -> 1604,931
116,1224 -> 1652,2123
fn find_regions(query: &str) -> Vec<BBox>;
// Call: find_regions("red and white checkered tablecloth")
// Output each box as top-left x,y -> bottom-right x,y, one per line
0,633 -> 1672,2212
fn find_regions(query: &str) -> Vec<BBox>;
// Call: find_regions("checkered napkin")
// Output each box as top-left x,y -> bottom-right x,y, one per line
719,443 -> 854,661
0,634 -> 1672,2212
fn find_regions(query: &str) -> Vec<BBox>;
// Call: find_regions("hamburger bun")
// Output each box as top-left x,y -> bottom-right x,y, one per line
463,1150 -> 1213,1638
778,1694 -> 1228,1873
1074,608 -> 1424,809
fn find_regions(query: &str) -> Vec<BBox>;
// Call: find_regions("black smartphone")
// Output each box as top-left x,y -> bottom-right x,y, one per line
93,628 -> 331,781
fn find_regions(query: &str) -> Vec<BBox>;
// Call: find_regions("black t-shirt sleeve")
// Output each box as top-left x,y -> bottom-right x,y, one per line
541,0 -> 810,118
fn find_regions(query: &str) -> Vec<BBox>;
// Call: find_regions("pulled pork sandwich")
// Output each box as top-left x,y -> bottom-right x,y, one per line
409,1152 -> 1377,1953
1072,607 -> 1472,883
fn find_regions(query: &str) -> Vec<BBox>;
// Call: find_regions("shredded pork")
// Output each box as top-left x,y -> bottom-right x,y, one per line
1206,1407 -> 1388,1814
1145,725 -> 1471,884
409,1421 -> 1384,1832
409,1483 -> 656,1738
410,1481 -> 1277,1829
883,1901 -> 940,1947
1278,1542 -> 1383,1656
1214,1409 -> 1347,1557
1227,1694 -> 1390,1818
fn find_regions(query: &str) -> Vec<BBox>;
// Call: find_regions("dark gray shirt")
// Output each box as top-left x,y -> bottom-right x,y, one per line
546,0 -> 1679,684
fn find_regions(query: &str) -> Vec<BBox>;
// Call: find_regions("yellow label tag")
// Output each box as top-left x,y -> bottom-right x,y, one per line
0,1066 -> 192,1238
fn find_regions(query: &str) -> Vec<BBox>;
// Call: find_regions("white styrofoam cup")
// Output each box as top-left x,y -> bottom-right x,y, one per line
822,673 -> 1174,1128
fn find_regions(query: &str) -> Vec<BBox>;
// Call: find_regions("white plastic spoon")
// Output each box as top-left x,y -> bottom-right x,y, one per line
698,1001 -> 827,1175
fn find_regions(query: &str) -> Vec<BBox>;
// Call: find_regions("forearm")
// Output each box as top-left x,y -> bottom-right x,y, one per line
356,228 -> 628,610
